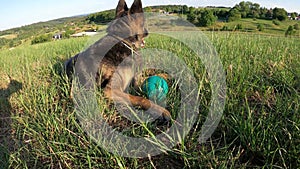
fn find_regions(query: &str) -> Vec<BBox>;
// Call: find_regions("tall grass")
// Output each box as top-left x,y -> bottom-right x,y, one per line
0,32 -> 299,168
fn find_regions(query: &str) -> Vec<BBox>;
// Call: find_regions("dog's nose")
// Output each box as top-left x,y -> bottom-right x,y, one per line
141,38 -> 145,48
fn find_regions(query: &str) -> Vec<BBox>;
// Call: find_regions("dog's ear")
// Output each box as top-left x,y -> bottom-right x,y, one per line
130,0 -> 143,14
116,0 -> 129,18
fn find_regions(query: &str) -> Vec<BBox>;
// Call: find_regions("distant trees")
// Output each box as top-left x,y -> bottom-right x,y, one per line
226,1 -> 288,21
144,7 -> 152,12
231,1 -> 262,18
228,8 -> 242,21
290,12 -> 298,19
182,5 -> 189,14
234,1 -> 259,18
273,8 -> 288,21
86,10 -> 115,24
187,9 -> 218,26
83,2 -> 291,26
187,12 -> 197,23
198,10 -> 218,26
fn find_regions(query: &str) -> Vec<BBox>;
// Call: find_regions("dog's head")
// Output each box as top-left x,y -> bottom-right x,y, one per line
107,0 -> 148,49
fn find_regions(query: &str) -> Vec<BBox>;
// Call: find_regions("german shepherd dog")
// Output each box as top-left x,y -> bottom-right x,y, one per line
65,0 -> 171,120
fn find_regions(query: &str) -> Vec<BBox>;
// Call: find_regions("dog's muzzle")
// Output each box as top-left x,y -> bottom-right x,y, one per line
141,38 -> 145,48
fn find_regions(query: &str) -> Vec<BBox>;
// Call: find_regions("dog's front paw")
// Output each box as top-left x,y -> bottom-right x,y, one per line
162,109 -> 171,121
151,104 -> 171,121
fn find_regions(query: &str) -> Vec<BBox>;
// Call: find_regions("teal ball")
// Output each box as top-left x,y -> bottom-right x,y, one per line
142,76 -> 169,102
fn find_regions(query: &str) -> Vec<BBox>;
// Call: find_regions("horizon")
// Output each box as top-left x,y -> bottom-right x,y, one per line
1,0 -> 300,31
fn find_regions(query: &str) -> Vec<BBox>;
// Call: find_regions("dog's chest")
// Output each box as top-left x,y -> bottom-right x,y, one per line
99,51 -> 142,91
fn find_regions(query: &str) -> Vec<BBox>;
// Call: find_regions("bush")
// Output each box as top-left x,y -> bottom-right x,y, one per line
294,23 -> 299,30
63,29 -> 76,39
257,24 -> 264,31
31,34 -> 52,45
235,24 -> 243,30
285,25 -> 295,37
0,38 -> 9,48
272,20 -> 281,26
221,25 -> 230,31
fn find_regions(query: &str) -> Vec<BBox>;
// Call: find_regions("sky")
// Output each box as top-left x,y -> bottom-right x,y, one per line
1,0 -> 300,31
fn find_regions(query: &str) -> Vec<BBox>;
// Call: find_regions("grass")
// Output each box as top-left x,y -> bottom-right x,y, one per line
0,31 -> 299,168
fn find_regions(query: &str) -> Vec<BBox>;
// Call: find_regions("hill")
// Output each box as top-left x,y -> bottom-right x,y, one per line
0,15 -> 88,49
0,3 -> 299,49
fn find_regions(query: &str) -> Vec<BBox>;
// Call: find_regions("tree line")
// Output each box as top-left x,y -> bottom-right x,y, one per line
85,1 -> 297,28
86,10 -> 115,24
187,1 -> 296,26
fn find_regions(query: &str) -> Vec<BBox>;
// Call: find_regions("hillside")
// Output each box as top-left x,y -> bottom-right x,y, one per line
0,4 -> 299,49
0,15 -> 88,48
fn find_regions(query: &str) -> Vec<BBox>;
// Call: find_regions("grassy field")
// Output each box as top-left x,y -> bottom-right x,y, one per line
0,31 -> 299,168
204,18 -> 300,37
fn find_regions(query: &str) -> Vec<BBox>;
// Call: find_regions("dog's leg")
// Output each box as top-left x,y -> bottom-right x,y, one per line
104,87 -> 171,121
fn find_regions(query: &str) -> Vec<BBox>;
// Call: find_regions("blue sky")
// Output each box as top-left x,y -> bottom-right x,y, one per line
1,0 -> 299,31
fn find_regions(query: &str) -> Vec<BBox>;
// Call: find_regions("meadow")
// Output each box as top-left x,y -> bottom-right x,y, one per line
0,31 -> 299,168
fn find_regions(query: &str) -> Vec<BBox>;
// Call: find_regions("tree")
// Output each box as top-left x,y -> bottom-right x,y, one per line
291,12 -> 298,20
189,7 -> 196,14
259,7 -> 268,19
266,9 -> 273,19
182,5 -> 189,14
165,7 -> 172,13
216,9 -> 229,19
234,1 -> 260,18
250,3 -> 260,18
86,10 -> 115,24
144,7 -> 152,12
236,1 -> 250,18
228,8 -> 242,22
273,8 -> 288,21
187,12 -> 197,23
197,10 -> 217,27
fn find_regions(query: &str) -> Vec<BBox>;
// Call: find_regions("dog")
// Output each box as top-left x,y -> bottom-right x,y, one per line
65,0 -> 171,121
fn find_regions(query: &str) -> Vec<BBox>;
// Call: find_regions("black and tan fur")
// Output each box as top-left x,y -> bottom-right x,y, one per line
65,0 -> 171,120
